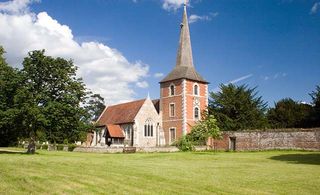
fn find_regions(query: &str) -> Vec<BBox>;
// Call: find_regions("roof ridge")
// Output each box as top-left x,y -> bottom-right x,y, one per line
107,98 -> 146,108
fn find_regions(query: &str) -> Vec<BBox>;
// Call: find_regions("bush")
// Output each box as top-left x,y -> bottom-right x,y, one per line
42,144 -> 48,150
175,135 -> 194,151
68,144 -> 77,152
57,144 -> 64,151
36,144 -> 41,149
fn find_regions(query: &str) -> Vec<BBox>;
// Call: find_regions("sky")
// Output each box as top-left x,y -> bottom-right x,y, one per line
0,0 -> 319,106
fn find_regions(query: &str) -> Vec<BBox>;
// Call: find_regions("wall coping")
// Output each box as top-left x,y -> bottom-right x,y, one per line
222,128 -> 320,133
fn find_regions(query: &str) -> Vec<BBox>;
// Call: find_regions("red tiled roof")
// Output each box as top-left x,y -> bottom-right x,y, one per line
97,99 -> 146,125
106,124 -> 124,138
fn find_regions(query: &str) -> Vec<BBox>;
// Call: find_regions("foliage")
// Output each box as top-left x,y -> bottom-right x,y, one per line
17,50 -> 88,144
67,144 -> 77,152
41,144 -> 48,150
57,144 -> 64,151
84,93 -> 106,122
209,84 -> 268,131
175,135 -> 194,151
309,85 -> 320,127
267,98 -> 312,128
0,46 -> 22,146
176,114 -> 220,151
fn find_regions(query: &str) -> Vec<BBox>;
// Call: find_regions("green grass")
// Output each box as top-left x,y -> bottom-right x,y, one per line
0,148 -> 319,194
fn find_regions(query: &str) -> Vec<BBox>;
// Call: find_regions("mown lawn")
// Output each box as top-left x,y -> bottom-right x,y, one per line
0,148 -> 319,194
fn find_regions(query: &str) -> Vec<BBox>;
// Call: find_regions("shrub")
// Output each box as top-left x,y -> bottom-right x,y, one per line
68,144 -> 77,152
57,144 -> 64,151
42,144 -> 48,150
175,135 -> 194,151
36,144 -> 41,149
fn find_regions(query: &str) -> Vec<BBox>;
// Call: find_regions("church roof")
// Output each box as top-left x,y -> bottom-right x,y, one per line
160,2 -> 208,84
97,98 -> 159,125
97,99 -> 145,125
106,124 -> 125,138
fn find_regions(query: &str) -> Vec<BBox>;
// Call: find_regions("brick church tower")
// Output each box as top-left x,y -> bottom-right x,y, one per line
160,2 -> 209,145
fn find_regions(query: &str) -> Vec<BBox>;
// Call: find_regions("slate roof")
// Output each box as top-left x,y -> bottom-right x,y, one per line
160,66 -> 208,83
106,124 -> 125,138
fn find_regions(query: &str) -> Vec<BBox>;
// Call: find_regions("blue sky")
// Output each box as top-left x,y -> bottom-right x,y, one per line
0,0 -> 319,106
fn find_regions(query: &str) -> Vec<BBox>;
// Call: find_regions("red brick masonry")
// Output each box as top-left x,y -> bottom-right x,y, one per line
207,128 -> 320,151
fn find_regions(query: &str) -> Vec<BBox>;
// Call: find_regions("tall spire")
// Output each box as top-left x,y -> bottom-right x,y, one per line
160,0 -> 208,84
176,0 -> 194,67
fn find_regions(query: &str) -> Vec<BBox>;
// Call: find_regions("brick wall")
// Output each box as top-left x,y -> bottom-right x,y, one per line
160,79 -> 208,145
207,128 -> 320,151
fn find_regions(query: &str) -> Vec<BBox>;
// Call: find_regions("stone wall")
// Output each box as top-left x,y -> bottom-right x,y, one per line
74,147 -> 123,153
207,128 -> 320,151
73,146 -> 179,153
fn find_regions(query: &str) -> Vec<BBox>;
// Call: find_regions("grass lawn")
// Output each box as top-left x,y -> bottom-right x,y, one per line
0,149 -> 319,194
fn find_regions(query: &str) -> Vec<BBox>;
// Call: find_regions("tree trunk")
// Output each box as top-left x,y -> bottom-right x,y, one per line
27,132 -> 36,154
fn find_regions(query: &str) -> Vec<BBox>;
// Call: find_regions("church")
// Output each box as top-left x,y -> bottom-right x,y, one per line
91,3 -> 209,147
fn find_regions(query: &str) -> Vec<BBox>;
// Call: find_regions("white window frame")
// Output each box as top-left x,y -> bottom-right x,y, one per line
169,127 -> 176,144
193,83 -> 200,96
169,83 -> 175,96
194,106 -> 200,120
169,103 -> 175,117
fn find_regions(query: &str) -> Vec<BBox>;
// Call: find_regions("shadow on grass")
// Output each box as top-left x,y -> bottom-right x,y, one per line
0,150 -> 38,155
269,153 -> 320,165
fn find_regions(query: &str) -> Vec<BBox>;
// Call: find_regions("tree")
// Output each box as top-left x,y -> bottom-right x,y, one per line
84,93 -> 106,122
209,84 -> 268,131
176,114 -> 220,151
267,98 -> 312,128
0,47 -> 22,146
17,50 -> 88,153
309,85 -> 320,127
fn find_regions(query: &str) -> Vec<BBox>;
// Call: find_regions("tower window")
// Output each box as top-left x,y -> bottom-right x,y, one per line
169,128 -> 176,144
194,84 -> 199,96
144,118 -> 153,137
194,107 -> 200,120
170,103 -> 175,117
170,84 -> 175,96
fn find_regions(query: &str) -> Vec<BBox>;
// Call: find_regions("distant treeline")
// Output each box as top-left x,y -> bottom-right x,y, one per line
209,84 -> 320,131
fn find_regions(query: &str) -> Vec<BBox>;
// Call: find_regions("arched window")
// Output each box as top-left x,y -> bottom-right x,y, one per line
194,84 -> 199,96
144,118 -> 153,137
170,84 -> 175,96
194,107 -> 200,120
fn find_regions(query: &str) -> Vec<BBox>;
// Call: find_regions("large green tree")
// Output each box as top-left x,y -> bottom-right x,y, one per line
209,84 -> 268,131
267,98 -> 312,128
0,47 -> 22,146
16,50 -> 88,152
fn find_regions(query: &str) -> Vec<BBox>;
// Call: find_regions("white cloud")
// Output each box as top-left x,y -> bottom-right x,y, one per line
228,74 -> 253,84
0,0 -> 38,14
0,0 -> 149,104
262,72 -> 287,81
136,81 -> 149,88
213,74 -> 253,92
162,0 -> 185,11
154,72 -> 164,78
310,2 -> 320,14
189,12 -> 219,24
